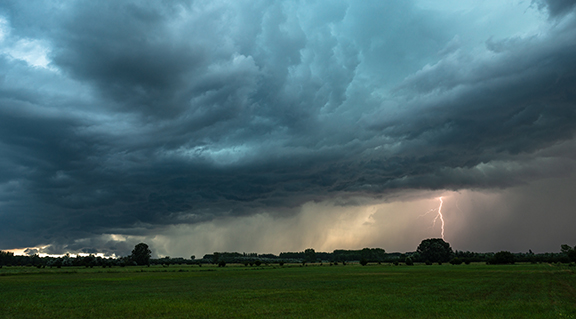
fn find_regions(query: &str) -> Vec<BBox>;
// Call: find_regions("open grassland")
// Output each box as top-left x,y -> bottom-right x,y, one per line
1,263 -> 575,318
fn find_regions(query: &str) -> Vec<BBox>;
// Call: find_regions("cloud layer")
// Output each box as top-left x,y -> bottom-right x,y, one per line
1,0 -> 575,255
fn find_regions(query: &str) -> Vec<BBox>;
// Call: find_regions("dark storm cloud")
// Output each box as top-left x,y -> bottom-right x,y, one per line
1,0 -> 576,254
533,0 -> 576,17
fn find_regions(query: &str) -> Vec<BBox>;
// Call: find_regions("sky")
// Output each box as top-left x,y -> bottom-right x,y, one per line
1,0 -> 576,258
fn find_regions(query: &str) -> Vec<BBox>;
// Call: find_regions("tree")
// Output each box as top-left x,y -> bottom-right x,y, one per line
304,248 -> 316,263
488,251 -> 515,264
0,251 -> 15,266
416,238 -> 453,263
131,243 -> 151,266
561,244 -> 576,261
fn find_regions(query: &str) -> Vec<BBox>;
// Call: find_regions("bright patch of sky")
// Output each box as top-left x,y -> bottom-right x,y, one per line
0,17 -> 6,42
416,0 -> 548,47
0,15 -> 54,69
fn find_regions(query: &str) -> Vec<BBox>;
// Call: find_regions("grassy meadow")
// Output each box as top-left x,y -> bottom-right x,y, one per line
1,262 -> 575,318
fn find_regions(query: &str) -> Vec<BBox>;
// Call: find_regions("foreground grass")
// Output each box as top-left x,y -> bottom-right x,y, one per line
1,263 -> 575,318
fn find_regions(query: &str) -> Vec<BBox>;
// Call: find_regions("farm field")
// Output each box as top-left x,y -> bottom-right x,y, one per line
1,263 -> 575,318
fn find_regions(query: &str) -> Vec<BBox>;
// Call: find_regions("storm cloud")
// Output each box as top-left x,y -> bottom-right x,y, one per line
1,0 -> 575,256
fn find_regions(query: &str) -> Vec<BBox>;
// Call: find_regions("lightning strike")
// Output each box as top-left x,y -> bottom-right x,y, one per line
435,197 -> 445,240
419,196 -> 446,240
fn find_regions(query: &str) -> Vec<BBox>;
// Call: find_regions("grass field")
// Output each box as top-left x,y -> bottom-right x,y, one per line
1,263 -> 575,318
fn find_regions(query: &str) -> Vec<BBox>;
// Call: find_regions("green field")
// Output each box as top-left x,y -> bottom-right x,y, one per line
1,263 -> 575,318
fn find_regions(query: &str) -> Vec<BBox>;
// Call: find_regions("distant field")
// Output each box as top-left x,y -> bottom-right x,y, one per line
1,263 -> 575,318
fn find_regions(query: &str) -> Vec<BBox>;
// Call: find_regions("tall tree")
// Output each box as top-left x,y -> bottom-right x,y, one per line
561,244 -> 576,261
416,238 -> 453,263
304,248 -> 316,263
131,243 -> 151,266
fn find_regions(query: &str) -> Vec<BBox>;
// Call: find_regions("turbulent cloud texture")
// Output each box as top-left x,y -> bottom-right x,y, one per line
1,0 -> 575,256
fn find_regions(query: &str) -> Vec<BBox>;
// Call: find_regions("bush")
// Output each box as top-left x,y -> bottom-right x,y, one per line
488,251 -> 515,265
254,260 -> 262,267
360,258 -> 368,266
560,255 -> 571,264
425,260 -> 432,265
218,260 -> 226,267
450,257 -> 463,265
405,257 -> 414,266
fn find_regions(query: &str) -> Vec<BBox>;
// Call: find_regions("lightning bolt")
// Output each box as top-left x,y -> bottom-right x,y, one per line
419,196 -> 446,240
435,197 -> 445,240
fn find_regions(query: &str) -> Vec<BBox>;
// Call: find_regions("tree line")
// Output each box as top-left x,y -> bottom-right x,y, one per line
2,239 -> 576,268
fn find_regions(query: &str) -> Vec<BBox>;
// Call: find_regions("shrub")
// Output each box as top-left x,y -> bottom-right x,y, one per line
254,260 -> 262,267
425,260 -> 432,265
489,251 -> 515,265
405,257 -> 414,266
360,258 -> 368,266
450,257 -> 463,265
218,260 -> 226,267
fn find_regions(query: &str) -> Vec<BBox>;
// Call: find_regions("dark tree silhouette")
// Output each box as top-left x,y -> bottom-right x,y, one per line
561,244 -> 576,261
416,238 -> 453,263
131,243 -> 151,266
488,251 -> 515,264
304,248 -> 316,263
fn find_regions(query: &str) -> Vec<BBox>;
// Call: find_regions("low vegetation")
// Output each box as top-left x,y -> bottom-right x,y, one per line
1,262 -> 575,318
